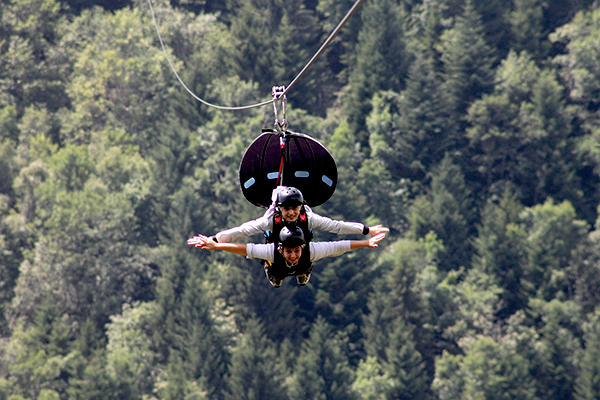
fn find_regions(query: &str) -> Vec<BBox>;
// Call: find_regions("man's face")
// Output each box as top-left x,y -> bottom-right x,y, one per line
280,205 -> 302,222
281,245 -> 303,264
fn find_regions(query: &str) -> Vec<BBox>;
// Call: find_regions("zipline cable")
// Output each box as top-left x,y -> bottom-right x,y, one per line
147,0 -> 365,110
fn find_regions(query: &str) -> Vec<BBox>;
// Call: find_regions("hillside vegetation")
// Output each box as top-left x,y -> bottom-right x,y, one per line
1,0 -> 600,399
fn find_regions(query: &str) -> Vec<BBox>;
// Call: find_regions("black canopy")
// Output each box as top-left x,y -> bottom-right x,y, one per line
239,131 -> 337,208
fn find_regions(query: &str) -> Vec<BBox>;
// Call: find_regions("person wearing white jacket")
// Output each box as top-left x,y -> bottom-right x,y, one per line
212,186 -> 389,244
188,225 -> 386,288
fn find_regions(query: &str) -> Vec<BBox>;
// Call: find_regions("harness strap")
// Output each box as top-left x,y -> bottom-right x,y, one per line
276,148 -> 284,186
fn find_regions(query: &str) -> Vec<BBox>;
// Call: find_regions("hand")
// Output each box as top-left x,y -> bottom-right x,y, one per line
367,233 -> 386,248
369,225 -> 389,236
187,234 -> 217,251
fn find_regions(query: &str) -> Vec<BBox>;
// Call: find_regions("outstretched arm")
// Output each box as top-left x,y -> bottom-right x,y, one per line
187,234 -> 248,256
307,207 -> 389,236
213,208 -> 273,243
309,234 -> 387,261
350,233 -> 386,250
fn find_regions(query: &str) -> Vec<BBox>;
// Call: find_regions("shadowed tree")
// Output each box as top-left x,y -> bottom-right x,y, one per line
343,0 -> 408,146
438,0 -> 495,125
286,316 -> 355,400
368,50 -> 453,183
575,307 -> 600,400
409,155 -> 473,271
472,188 -> 528,319
226,317 -> 287,400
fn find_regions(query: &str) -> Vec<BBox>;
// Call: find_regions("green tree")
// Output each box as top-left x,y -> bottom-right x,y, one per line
467,51 -> 584,218
368,51 -> 453,183
408,155 -> 473,271
351,356 -> 393,400
542,0 -> 596,42
472,188 -> 528,318
552,7 -> 600,118
104,302 -> 161,399
226,0 -> 280,95
471,0 -> 512,60
520,199 -> 588,301
286,316 -> 355,400
434,335 -> 539,400
441,270 -> 503,347
1,301 -> 86,399
357,317 -> 431,400
10,132 -> 153,328
320,119 -> 368,225
0,0 -> 69,114
552,8 -> 600,212
511,0 -> 549,60
438,0 -> 495,121
154,247 -> 229,400
528,299 -> 583,400
465,51 -> 538,195
225,317 -> 287,400
59,6 -> 178,150
0,139 -> 32,335
274,3 -> 335,115
384,318 -> 431,400
569,213 -> 600,314
362,233 -> 448,390
343,0 -> 408,145
575,307 -> 600,400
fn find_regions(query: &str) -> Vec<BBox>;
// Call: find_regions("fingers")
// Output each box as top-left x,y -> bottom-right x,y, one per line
373,233 -> 386,242
370,233 -> 386,247
370,225 -> 390,235
187,235 -> 208,246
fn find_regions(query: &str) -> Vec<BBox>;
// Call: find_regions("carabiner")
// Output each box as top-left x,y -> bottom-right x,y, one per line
272,86 -> 288,134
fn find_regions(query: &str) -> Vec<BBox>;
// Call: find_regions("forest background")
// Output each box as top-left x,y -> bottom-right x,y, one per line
2,0 -> 600,398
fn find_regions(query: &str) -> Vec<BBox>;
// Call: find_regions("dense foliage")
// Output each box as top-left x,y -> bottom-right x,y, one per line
1,0 -> 600,398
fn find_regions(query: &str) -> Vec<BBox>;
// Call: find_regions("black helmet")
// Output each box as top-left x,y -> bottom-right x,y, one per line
276,187 -> 304,207
279,226 -> 306,248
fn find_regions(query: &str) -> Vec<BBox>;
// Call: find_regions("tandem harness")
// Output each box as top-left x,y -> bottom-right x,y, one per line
262,208 -> 314,276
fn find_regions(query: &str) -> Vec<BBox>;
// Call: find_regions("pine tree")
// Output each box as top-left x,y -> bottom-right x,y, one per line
286,316 -> 355,400
551,7 -> 600,223
226,318 -> 287,400
575,308 -> 600,400
434,335 -> 539,400
408,155 -> 473,271
520,200 -> 588,301
438,0 -> 495,121
471,0 -> 512,61
467,50 -> 585,218
511,0 -> 549,60
154,248 -> 229,400
343,0 -> 408,146
274,3 -> 335,115
362,236 -> 445,388
368,50 -> 453,183
0,0 -> 69,115
529,299 -> 583,400
227,0 -> 280,94
383,318 -> 432,400
472,188 -> 528,319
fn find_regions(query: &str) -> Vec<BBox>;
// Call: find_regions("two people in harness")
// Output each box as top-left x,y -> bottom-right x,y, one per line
187,226 -> 386,288
188,186 -> 389,287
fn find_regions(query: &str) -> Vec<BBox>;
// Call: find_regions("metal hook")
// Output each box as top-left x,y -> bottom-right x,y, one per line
272,86 -> 287,134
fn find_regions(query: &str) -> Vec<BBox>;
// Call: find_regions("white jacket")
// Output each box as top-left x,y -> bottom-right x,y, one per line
246,240 -> 352,263
215,205 -> 365,243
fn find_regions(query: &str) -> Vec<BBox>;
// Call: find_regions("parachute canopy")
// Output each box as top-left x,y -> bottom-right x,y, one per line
240,131 -> 337,208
